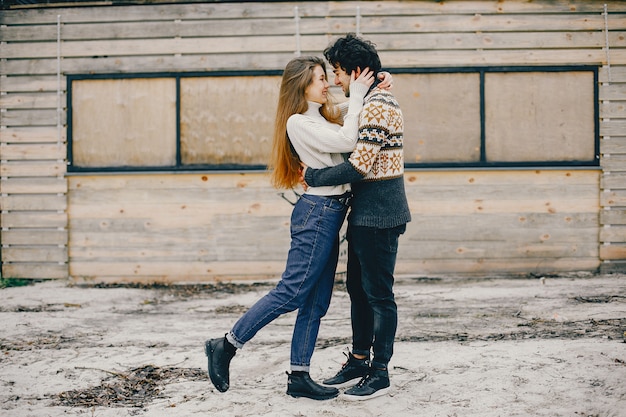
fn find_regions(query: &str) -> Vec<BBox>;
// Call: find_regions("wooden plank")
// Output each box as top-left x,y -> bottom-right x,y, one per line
600,83 -> 626,101
0,34 -> 330,59
600,154 -> 626,172
0,2 -> 331,24
1,229 -> 68,245
0,127 -> 65,144
407,213 -> 599,232
0,75 -> 63,93
395,258 -> 600,276
403,170 -> 599,186
601,172 -> 626,189
599,244 -> 626,260
2,262 -> 67,279
1,109 -> 62,127
600,101 -> 626,119
0,92 -> 61,110
68,260 -> 286,281
2,247 -> 67,263
0,161 -> 66,177
329,1 -> 626,16
600,225 -> 626,242
356,14 -> 622,34
601,189 -> 626,206
0,53 -> 297,75
1,195 -> 67,211
601,120 -> 626,137
599,66 -> 626,83
1,177 -> 67,194
67,172 -> 275,191
368,32 -> 624,51
68,242 -> 289,262
3,27 -> 623,61
403,224 -> 599,244
600,136 -> 626,154
405,199 -> 598,215
1,144 -> 66,160
1,212 -> 67,228
600,209 -> 626,225
379,49 -> 626,68
398,241 -> 598,260
599,260 -> 626,273
0,17 -> 336,42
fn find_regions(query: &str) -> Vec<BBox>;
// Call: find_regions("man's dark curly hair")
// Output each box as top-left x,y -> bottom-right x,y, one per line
323,33 -> 382,76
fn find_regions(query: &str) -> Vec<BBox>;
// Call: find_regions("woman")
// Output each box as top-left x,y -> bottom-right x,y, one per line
204,56 -> 387,400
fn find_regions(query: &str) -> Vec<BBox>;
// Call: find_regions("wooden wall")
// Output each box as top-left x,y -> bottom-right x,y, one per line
1,0 -> 625,281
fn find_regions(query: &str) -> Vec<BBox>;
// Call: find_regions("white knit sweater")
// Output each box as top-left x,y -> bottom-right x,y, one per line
286,82 -> 368,197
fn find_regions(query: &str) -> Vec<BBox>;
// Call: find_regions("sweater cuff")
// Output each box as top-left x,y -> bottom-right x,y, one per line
349,82 -> 369,101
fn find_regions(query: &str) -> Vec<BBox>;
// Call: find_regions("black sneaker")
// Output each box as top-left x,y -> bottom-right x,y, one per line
204,336 -> 236,392
343,368 -> 390,401
322,351 -> 370,388
286,371 -> 339,400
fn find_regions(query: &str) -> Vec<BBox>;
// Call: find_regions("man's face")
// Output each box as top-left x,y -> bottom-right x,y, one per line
332,65 -> 354,98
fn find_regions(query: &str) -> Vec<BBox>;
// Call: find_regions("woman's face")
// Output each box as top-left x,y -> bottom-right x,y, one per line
304,65 -> 330,105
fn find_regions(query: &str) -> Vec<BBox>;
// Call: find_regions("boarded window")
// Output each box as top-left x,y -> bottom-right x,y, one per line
484,71 -> 596,162
395,73 -> 481,164
68,67 -> 598,172
395,67 -> 598,168
180,76 -> 279,166
71,78 -> 177,168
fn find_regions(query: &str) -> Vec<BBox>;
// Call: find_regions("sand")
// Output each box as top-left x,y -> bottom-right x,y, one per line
0,273 -> 624,416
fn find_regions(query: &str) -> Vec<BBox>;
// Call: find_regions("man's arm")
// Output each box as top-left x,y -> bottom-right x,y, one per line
304,160 -> 364,187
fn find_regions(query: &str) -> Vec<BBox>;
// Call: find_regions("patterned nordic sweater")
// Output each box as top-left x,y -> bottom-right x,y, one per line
304,86 -> 412,229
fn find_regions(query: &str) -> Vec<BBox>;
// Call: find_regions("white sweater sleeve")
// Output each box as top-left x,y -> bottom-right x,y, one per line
287,82 -> 369,154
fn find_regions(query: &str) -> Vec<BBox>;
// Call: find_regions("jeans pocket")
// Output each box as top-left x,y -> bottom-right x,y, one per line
291,195 -> 316,230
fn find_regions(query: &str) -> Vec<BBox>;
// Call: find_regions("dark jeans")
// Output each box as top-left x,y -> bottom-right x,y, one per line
346,223 -> 406,370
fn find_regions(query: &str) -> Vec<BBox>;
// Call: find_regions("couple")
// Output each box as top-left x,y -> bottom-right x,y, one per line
205,34 -> 411,401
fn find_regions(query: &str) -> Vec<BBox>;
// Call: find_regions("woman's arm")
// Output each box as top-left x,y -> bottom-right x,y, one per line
288,70 -> 373,154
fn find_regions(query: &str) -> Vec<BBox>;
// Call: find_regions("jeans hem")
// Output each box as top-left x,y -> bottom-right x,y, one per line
226,332 -> 244,349
290,364 -> 311,372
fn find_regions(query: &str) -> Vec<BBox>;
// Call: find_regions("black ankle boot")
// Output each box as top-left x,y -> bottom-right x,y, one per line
286,371 -> 339,400
205,336 -> 236,392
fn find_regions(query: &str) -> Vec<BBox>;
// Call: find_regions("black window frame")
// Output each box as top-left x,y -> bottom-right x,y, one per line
66,65 -> 600,173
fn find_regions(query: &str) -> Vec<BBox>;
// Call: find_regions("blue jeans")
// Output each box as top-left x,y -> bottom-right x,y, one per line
227,194 -> 348,372
346,224 -> 406,370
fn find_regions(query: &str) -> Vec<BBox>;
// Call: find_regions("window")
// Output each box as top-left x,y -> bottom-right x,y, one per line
395,66 -> 599,168
67,71 -> 281,172
67,67 -> 599,173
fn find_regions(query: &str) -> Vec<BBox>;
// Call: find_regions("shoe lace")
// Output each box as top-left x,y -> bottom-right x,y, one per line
354,374 -> 372,388
339,351 -> 351,370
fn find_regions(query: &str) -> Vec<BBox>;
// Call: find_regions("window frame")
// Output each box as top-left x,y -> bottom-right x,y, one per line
66,65 -> 600,173
66,70 -> 283,173
397,65 -> 600,169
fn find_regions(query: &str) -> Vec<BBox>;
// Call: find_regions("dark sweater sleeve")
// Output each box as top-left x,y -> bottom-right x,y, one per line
304,160 -> 365,187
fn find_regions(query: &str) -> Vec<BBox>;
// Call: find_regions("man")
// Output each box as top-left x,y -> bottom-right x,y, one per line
303,33 -> 411,400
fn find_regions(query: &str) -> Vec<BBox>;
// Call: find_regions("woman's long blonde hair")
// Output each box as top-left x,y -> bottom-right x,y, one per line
269,56 -> 342,189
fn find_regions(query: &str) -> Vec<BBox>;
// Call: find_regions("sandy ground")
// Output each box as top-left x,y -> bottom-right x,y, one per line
0,273 -> 624,417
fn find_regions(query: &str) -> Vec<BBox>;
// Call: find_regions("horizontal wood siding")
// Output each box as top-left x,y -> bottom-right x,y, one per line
400,170 -> 600,276
67,173 -> 293,281
66,170 -> 599,282
1,0 -> 625,280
